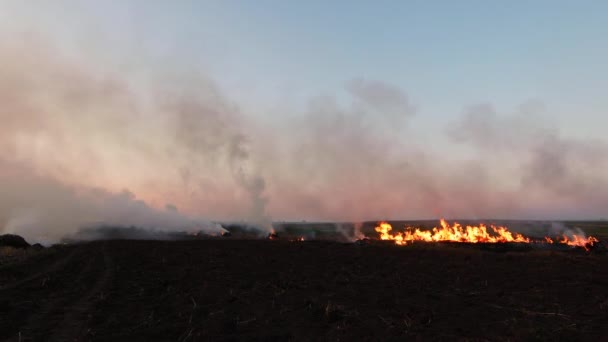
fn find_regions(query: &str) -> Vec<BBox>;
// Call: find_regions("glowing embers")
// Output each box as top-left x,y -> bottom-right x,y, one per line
266,231 -> 305,242
375,220 -> 599,251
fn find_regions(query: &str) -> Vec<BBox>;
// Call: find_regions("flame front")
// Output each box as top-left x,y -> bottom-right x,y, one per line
375,219 -> 530,245
375,219 -> 598,251
557,234 -> 598,251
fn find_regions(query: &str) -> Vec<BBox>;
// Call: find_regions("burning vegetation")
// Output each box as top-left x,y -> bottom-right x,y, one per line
375,219 -> 599,251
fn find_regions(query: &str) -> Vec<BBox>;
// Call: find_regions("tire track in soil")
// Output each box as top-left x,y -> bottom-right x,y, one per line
12,250 -> 97,342
3,243 -> 114,342
0,247 -> 81,291
49,243 -> 114,341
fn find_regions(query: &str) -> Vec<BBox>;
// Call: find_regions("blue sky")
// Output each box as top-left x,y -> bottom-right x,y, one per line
149,1 -> 608,136
3,0 -> 607,138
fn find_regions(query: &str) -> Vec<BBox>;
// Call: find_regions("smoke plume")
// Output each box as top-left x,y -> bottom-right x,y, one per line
0,160 -> 224,244
1,32 -> 607,243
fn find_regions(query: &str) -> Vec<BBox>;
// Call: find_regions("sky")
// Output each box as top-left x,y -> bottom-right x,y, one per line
1,1 -> 607,241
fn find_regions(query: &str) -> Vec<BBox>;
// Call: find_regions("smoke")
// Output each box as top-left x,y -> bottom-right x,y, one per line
0,159 -> 224,244
333,222 -> 366,242
0,34 -> 265,242
228,134 -> 272,231
546,222 -> 587,240
162,75 -> 271,230
447,103 -> 608,218
263,82 -> 426,221
1,31 -> 607,244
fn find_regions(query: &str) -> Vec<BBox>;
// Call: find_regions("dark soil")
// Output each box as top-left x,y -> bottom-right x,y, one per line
1,239 -> 607,341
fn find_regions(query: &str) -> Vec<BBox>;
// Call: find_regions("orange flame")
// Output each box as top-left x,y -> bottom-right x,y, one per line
556,234 -> 598,251
375,220 -> 599,251
268,230 -> 279,240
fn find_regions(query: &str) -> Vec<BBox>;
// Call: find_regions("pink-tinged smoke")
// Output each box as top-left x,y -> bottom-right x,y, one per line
1,34 -> 607,242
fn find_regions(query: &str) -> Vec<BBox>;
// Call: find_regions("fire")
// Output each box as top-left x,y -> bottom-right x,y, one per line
375,219 -> 530,245
375,220 -> 599,251
557,234 -> 598,251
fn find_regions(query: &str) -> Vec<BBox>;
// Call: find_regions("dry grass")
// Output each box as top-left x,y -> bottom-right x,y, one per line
0,246 -> 40,264
0,246 -> 23,257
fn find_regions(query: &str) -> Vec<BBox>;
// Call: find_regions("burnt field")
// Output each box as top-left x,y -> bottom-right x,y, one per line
0,237 -> 607,341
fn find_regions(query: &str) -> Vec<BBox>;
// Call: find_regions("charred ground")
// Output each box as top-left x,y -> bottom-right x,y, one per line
1,231 -> 608,341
